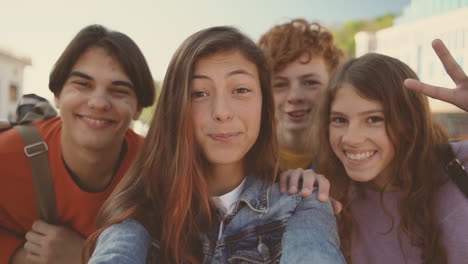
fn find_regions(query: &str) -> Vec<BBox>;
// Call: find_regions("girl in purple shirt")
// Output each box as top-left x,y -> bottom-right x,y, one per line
313,39 -> 468,263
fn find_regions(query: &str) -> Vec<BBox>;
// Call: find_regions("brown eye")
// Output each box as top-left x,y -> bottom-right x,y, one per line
234,87 -> 250,94
367,116 -> 384,123
191,91 -> 208,98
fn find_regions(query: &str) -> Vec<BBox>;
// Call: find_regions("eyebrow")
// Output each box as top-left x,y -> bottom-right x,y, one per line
192,69 -> 256,80
274,73 -> 320,80
69,71 -> 134,89
330,109 -> 384,116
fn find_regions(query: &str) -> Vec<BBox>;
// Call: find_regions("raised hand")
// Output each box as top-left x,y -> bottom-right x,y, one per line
404,39 -> 468,111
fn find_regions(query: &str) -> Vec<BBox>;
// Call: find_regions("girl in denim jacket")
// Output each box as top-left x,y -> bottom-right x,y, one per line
313,40 -> 468,263
85,26 -> 345,264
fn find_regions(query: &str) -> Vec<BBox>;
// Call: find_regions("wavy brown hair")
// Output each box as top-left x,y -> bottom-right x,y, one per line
313,53 -> 449,263
84,26 -> 278,263
258,18 -> 345,74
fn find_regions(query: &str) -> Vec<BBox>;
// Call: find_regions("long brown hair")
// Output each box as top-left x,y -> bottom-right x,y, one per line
314,53 -> 449,263
84,26 -> 278,263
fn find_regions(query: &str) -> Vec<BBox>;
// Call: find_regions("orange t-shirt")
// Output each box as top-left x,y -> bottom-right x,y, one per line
0,117 -> 143,262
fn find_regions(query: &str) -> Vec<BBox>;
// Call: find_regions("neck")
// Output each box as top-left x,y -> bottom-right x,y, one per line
61,135 -> 125,192
278,129 -> 311,152
207,162 -> 246,197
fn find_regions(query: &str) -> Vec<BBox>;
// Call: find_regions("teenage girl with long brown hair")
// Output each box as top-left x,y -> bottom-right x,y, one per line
84,26 -> 345,263
314,39 -> 468,263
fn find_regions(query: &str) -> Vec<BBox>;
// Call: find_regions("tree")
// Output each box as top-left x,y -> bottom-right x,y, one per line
139,81 -> 161,124
332,14 -> 395,57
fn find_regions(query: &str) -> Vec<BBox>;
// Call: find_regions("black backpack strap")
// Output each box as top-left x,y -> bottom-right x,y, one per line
446,141 -> 468,197
15,124 -> 58,225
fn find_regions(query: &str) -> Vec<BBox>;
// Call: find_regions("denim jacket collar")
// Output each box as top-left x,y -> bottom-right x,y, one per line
237,175 -> 271,214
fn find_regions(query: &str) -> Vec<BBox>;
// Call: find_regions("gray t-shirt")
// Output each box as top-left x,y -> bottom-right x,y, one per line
351,141 -> 468,263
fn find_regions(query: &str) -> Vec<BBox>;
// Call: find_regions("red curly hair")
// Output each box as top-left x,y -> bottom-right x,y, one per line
258,18 -> 345,74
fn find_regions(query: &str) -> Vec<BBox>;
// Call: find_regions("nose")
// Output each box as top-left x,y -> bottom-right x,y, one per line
88,88 -> 111,111
342,123 -> 365,147
212,92 -> 233,122
286,81 -> 305,104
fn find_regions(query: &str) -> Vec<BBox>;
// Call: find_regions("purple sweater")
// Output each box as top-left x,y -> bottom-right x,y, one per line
350,141 -> 468,263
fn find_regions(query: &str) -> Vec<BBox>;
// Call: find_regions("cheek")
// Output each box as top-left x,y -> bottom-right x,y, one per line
273,91 -> 286,108
382,136 -> 395,161
328,129 -> 341,153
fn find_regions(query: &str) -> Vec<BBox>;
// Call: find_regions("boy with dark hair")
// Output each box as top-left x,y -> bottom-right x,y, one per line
0,24 -> 155,264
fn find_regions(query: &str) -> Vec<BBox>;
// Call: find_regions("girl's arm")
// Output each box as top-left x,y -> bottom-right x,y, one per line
280,189 -> 345,264
88,219 -> 151,264
279,169 -> 343,214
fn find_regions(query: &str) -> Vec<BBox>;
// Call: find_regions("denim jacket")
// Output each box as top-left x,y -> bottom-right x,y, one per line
89,175 -> 345,264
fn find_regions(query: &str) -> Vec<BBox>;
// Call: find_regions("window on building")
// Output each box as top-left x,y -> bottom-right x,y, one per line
9,84 -> 18,102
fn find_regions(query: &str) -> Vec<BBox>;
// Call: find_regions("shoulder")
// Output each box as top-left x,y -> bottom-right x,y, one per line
125,128 -> 144,146
89,218 -> 151,264
0,126 -> 23,153
267,184 -> 336,234
437,180 -> 468,223
269,184 -> 333,212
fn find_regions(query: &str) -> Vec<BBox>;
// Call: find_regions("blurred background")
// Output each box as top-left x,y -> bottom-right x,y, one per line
1,0 -> 467,137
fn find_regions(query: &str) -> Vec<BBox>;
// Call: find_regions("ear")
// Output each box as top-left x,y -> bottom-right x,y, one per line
54,95 -> 60,109
133,106 -> 143,120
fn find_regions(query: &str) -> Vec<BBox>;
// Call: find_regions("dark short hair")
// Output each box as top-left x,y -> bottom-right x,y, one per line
49,24 -> 155,107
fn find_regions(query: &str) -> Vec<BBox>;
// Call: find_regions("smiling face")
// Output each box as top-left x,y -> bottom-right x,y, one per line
272,54 -> 329,139
55,46 -> 141,152
328,83 -> 395,188
190,50 -> 262,169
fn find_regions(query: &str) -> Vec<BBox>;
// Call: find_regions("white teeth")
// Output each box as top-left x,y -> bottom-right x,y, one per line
289,111 -> 306,117
345,151 -> 375,161
82,116 -> 109,125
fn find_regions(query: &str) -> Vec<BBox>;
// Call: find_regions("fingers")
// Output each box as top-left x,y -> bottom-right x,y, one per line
287,169 -> 302,195
24,238 -> 42,255
404,78 -> 455,103
330,198 -> 343,215
31,220 -> 52,235
279,171 -> 289,193
26,230 -> 44,245
312,173 -> 330,201
25,251 -> 43,263
432,39 -> 467,84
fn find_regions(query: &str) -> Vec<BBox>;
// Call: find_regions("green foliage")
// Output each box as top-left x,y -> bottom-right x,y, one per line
332,13 -> 395,57
139,81 -> 161,124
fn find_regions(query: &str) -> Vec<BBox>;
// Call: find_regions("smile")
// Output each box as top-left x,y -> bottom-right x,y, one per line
286,109 -> 310,120
77,114 -> 115,128
344,150 -> 376,161
209,132 -> 241,142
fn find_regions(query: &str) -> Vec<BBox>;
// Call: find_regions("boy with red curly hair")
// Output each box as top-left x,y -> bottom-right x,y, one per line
259,19 -> 345,171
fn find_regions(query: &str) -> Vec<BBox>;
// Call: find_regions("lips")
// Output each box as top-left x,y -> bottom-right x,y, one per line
76,114 -> 115,128
208,132 -> 241,143
286,109 -> 310,121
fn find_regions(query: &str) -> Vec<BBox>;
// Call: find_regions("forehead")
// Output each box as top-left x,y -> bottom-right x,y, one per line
332,84 -> 383,111
193,51 -> 259,76
69,47 -> 132,83
274,55 -> 328,79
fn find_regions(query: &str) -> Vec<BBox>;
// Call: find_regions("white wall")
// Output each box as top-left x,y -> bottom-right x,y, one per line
355,7 -> 468,113
0,52 -> 30,120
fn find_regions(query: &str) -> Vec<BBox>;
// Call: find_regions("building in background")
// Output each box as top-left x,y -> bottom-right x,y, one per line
0,48 -> 31,121
355,0 -> 468,138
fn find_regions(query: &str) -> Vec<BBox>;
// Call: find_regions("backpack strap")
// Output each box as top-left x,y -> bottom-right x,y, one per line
15,124 -> 58,225
446,141 -> 468,197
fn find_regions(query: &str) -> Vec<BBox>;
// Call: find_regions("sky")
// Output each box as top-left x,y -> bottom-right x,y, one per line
0,0 -> 410,101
